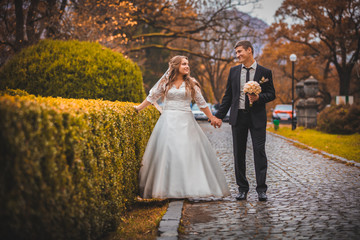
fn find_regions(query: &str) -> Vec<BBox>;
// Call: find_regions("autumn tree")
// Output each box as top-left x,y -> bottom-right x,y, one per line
63,0 -> 137,50
190,9 -> 268,103
1,0 -> 260,62
1,0 -> 265,101
269,0 -> 360,96
259,40 -> 338,111
125,0 -> 263,99
0,0 -> 139,65
124,0 -> 260,59
0,0 -> 69,64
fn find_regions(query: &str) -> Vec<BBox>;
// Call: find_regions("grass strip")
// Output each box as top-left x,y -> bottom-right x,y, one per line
104,199 -> 168,240
267,124 -> 360,163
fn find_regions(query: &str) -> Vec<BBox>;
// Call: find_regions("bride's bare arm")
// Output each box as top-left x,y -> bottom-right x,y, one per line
152,102 -> 163,113
134,99 -> 152,112
200,106 -> 216,122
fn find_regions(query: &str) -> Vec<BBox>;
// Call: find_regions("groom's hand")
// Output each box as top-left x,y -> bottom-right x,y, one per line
248,93 -> 259,103
210,116 -> 222,128
215,118 -> 223,128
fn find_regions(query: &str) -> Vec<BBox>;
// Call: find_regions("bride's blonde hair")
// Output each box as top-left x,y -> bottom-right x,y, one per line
160,55 -> 200,99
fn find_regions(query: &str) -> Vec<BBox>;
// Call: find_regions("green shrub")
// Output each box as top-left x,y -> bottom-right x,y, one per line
0,40 -> 145,102
0,88 -> 30,96
0,94 -> 159,240
317,104 -> 360,134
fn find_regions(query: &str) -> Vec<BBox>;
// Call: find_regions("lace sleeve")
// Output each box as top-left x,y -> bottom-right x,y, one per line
146,69 -> 169,103
194,86 -> 208,108
146,79 -> 165,104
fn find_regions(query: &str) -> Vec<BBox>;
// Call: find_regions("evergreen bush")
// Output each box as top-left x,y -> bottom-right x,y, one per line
0,94 -> 159,240
0,88 -> 30,96
0,40 -> 145,102
317,104 -> 360,134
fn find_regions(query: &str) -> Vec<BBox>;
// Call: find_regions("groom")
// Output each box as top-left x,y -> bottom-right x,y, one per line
211,40 -> 275,201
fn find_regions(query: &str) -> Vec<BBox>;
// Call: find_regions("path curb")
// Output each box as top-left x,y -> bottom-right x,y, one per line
268,131 -> 360,168
157,200 -> 184,240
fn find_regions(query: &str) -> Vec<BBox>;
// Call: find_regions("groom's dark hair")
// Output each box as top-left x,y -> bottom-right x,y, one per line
234,41 -> 254,55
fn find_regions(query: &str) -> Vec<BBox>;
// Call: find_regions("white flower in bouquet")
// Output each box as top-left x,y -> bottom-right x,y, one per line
243,81 -> 261,107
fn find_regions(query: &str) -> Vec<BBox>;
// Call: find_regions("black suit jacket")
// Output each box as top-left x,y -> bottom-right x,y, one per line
215,64 -> 276,128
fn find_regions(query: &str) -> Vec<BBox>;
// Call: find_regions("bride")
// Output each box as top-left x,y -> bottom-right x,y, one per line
135,55 -> 230,199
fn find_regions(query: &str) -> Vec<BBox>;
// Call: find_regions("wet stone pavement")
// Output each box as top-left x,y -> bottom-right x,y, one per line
179,122 -> 360,239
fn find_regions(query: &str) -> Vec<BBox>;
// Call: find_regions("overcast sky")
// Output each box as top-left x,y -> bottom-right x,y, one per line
239,0 -> 284,26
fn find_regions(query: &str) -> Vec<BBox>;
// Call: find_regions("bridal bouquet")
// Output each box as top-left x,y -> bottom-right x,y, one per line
243,81 -> 261,107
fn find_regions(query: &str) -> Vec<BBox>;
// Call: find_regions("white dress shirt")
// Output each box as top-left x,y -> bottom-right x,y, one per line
239,61 -> 257,109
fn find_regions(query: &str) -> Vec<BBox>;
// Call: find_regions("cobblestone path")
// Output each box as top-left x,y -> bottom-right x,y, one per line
179,122 -> 360,239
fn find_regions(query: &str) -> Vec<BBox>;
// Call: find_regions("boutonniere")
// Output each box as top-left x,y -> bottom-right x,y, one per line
260,76 -> 269,84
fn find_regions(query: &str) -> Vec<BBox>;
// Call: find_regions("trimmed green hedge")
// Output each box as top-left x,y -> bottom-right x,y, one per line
0,40 -> 145,102
317,104 -> 360,134
0,88 -> 30,96
0,94 -> 159,240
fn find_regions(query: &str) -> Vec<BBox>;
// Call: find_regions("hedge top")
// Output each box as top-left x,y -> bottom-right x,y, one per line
0,39 -> 145,102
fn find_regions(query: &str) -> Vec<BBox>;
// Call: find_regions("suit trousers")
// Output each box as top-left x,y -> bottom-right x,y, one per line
231,110 -> 268,193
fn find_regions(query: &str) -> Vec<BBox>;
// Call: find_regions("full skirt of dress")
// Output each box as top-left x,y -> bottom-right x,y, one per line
139,110 -> 230,199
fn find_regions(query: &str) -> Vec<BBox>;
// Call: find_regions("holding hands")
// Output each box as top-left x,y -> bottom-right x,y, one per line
209,116 -> 222,128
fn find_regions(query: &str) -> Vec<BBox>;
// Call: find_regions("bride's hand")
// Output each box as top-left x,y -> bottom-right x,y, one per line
134,106 -> 139,113
210,116 -> 222,128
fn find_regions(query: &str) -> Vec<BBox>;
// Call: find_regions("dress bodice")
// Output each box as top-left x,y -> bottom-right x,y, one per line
146,80 -> 208,112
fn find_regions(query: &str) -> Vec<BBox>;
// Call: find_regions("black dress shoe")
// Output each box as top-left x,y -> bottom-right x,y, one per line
235,192 -> 247,200
258,192 -> 267,201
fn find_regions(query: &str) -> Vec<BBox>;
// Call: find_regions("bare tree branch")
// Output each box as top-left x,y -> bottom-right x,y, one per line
128,44 -> 234,62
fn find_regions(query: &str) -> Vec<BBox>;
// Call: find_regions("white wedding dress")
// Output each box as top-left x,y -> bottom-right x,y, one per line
139,77 -> 230,199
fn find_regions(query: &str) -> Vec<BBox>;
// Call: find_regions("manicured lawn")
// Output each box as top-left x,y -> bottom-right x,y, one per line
104,199 -> 168,240
267,124 -> 360,163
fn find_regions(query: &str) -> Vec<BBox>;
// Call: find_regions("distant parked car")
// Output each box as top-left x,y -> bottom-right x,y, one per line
191,103 -> 213,120
272,104 -> 296,122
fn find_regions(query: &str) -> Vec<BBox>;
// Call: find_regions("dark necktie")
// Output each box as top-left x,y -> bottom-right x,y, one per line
244,67 -> 252,82
244,67 -> 252,110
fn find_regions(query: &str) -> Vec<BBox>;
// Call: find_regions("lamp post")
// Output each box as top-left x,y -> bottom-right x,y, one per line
290,54 -> 297,130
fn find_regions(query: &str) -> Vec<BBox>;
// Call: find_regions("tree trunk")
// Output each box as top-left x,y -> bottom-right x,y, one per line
14,0 -> 24,52
46,0 -> 58,38
214,88 -> 223,103
339,69 -> 352,96
26,0 -> 40,44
